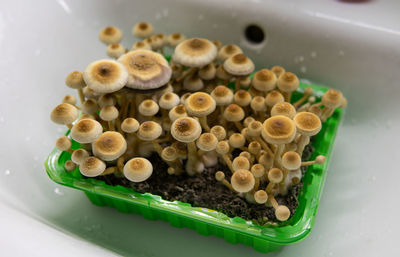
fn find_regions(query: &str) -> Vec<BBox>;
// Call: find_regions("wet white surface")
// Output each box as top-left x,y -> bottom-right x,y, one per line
0,0 -> 400,256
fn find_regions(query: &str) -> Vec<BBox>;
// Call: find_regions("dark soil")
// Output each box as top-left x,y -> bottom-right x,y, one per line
95,144 -> 314,225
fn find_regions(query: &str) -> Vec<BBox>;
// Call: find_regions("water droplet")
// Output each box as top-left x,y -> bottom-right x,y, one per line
162,8 -> 169,17
339,50 -> 345,56
310,51 -> 317,58
300,66 -> 307,73
54,187 -> 64,196
4,169 -> 10,175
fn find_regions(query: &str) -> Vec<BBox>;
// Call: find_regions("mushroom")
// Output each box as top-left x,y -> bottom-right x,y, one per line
269,195 -> 291,222
293,87 -> 313,108
262,115 -> 296,168
234,90 -> 252,114
161,146 -> 183,175
83,59 -> 128,94
280,151 -> 302,193
70,119 -> 103,144
196,132 -> 218,167
168,33 -> 186,48
231,169 -> 255,193
250,96 -> 266,121
64,160 -> 77,172
251,164 -> 265,192
212,40 -> 223,50
198,63 -> 217,81
250,69 -> 277,96
132,22 -> 154,39
62,95 -> 77,107
265,90 -> 285,114
248,141 -> 261,156
254,190 -> 268,204
131,41 -> 152,51
228,133 -> 246,149
210,125 -> 226,141
277,72 -> 299,102
185,92 -> 216,131
301,155 -> 326,166
258,151 -> 274,170
123,157 -> 153,182
153,33 -> 167,54
100,105 -> 119,131
171,117 -> 202,175
159,92 -> 180,119
106,43 -> 126,59
215,171 -> 235,192
171,141 -> 188,160
217,44 -> 243,62
169,104 -> 187,122
270,102 -> 296,119
293,112 -> 321,155
223,53 -> 255,92
243,117 -> 255,128
98,93 -> 117,108
223,104 -> 245,131
50,103 -> 79,129
183,75 -> 204,91
137,121 -> 163,155
55,136 -> 73,153
232,156 -> 250,172
308,104 -> 323,117
247,121 -> 273,155
79,156 -> 106,177
71,149 -> 90,165
138,99 -> 159,121
265,168 -> 283,193
271,65 -> 285,78
215,65 -> 232,84
65,71 -> 86,103
99,26 -> 123,45
92,131 -> 127,161
210,85 -> 234,114
215,140 -> 234,173
320,89 -> 343,122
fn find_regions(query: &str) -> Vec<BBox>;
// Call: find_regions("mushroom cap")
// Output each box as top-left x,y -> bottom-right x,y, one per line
293,112 -> 322,136
271,65 -> 286,78
123,157 -> 153,182
55,136 -> 71,151
252,69 -> 277,92
268,168 -> 283,183
258,152 -> 274,169
168,33 -> 186,47
62,95 -> 77,105
180,93 -> 191,105
198,63 -> 216,80
50,103 -> 79,125
248,141 -> 261,155
215,140 -> 230,155
99,105 -> 119,121
99,26 -> 122,45
132,41 -> 152,51
172,38 -> 217,67
138,99 -> 159,116
210,125 -> 226,141
217,44 -> 243,62
71,119 -> 103,144
149,34 -> 164,50
223,104 -> 245,122
71,149 -> 89,165
137,121 -> 162,141
228,133 -> 246,148
92,131 -> 127,161
79,157 -> 106,177
132,22 -> 154,38
81,99 -> 99,115
83,59 -> 128,94
65,71 -> 86,89
251,164 -> 265,178
211,85 -> 234,106
247,121 -> 263,137
169,104 -> 187,121
212,40 -> 223,50
271,102 -> 296,119
234,90 -> 252,107
262,115 -> 296,145
159,92 -> 180,110
316,155 -> 326,164
161,146 -> 177,162
121,118 -> 139,133
232,156 -> 250,171
64,160 -> 76,172
243,117 -> 255,128
171,117 -> 202,143
322,89 -> 343,108
171,141 -> 188,158
250,96 -> 266,112
106,43 -> 126,59
277,72 -> 299,93
308,104 -> 322,117
196,133 -> 218,151
265,90 -> 284,108
254,190 -> 268,204
183,75 -> 204,91
83,86 -> 99,100
275,205 -> 291,221
118,50 -> 171,90
282,151 -> 301,170
215,171 -> 225,181
223,54 -> 255,77
185,92 -> 216,117
215,65 -> 232,80
98,93 -> 117,108
231,169 -> 255,193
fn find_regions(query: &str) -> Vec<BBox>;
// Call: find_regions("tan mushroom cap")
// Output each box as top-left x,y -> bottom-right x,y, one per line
79,156 -> 106,177
275,205 -> 291,221
92,131 -> 127,161
159,92 -> 180,110
265,90 -> 284,108
315,155 -> 326,164
161,146 -> 177,162
64,160 -> 76,172
268,168 -> 283,183
229,133 -> 246,148
55,136 -> 71,151
243,117 -> 255,128
65,71 -> 86,89
149,34 -> 164,50
171,117 -> 202,143
185,92 -> 216,117
293,112 -> 321,136
50,103 -> 79,125
98,93 -> 117,108
271,65 -> 285,78
211,85 -> 234,106
247,121 -> 263,137
198,63 -> 216,80
132,22 -> 154,38
271,102 -> 296,119
248,141 -> 261,155
183,75 -> 204,91
62,95 -> 77,105
308,105 -> 322,117
218,44 -> 243,62
169,104 -> 187,121
196,133 -> 218,151
234,90 -> 252,107
223,104 -> 245,122
132,41 -> 152,51
172,141 -> 188,158
223,54 -> 255,77
81,99 -> 99,115
231,169 -> 255,193
83,59 -> 128,94
215,140 -> 230,155
100,105 -> 119,121
282,151 -> 301,170
251,164 -> 265,178
123,157 -> 153,182
107,43 -> 125,59
71,119 -> 103,144
252,69 -> 277,92
250,96 -> 266,111
137,121 -> 162,141
262,115 -> 296,145
138,99 -> 159,116
71,149 -> 89,165
168,33 -> 186,47
210,125 -> 226,141
216,65 -> 232,81
232,156 -> 250,171
322,89 -> 343,108
118,50 -> 171,90
172,38 -> 217,67
121,118 -> 139,133
254,190 -> 268,204
215,171 -> 225,181
277,72 -> 299,93
99,26 -> 123,45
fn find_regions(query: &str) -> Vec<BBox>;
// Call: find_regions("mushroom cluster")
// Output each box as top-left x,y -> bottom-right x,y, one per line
50,22 -> 346,222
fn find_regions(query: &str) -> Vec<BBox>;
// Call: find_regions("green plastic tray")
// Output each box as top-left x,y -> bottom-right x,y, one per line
44,82 -> 344,253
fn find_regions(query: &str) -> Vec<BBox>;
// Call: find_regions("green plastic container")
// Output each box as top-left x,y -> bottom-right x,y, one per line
45,82 -> 344,253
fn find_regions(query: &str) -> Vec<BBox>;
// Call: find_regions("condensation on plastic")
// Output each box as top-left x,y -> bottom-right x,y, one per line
45,82 -> 344,253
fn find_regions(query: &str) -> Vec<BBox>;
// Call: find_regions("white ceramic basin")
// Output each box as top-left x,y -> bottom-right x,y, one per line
1,0 -> 399,256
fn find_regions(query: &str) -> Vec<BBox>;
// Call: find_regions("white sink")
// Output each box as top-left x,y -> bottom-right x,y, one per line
1,0 -> 399,256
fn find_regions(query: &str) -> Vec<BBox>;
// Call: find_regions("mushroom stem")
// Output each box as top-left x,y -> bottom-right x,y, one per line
301,155 -> 326,166
198,116 -> 211,132
78,88 -> 85,104
100,166 -> 119,176
282,92 -> 292,103
176,67 -> 197,82
296,135 -> 309,155
67,124 -> 73,130
215,171 -> 236,192
273,144 -> 285,168
268,194 -> 279,209
108,121 -> 115,131
266,182 -> 277,194
152,141 -> 163,155
234,121 -> 243,131
234,78 -> 241,92
253,136 -> 274,156
117,156 -> 125,172
320,107 -> 335,122
293,93 -> 310,108
220,154 -> 234,173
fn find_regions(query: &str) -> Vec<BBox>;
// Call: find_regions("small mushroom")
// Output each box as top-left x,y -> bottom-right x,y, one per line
62,95 -> 77,106
215,171 -> 235,192
98,93 -> 117,108
106,43 -> 126,59
215,65 -> 232,83
293,87 -> 313,108
168,33 -> 186,48
169,104 -> 187,122
277,72 -> 299,102
137,121 -> 163,155
50,103 -> 79,129
123,157 -> 153,182
301,155 -> 326,166
293,112 -> 321,155
92,131 -> 127,161
231,169 -> 255,193
70,119 -> 103,144
215,140 -> 234,173
198,63 -> 217,81
268,194 -> 291,221
183,75 -> 204,91
271,65 -> 285,78
228,133 -> 246,149
100,105 -> 119,131
251,69 -> 277,96
265,90 -> 285,114
185,92 -> 216,131
99,26 -> 123,45
210,85 -> 234,115
265,168 -> 283,193
217,44 -> 243,62
232,156 -> 250,172
251,163 -> 265,191
55,136 -> 73,153
250,96 -> 266,121
247,121 -> 273,155
210,125 -> 226,141
234,90 -> 252,111
132,22 -> 154,39
196,133 -> 218,166
64,160 -> 76,172
159,92 -> 180,118
320,89 -> 343,122
254,190 -> 268,204
270,102 -> 296,119
223,53 -> 255,91
71,149 -> 90,165
65,71 -> 86,103
138,99 -> 160,120
223,104 -> 245,131
161,146 -> 183,175
131,41 -> 152,51
80,156 -> 106,177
